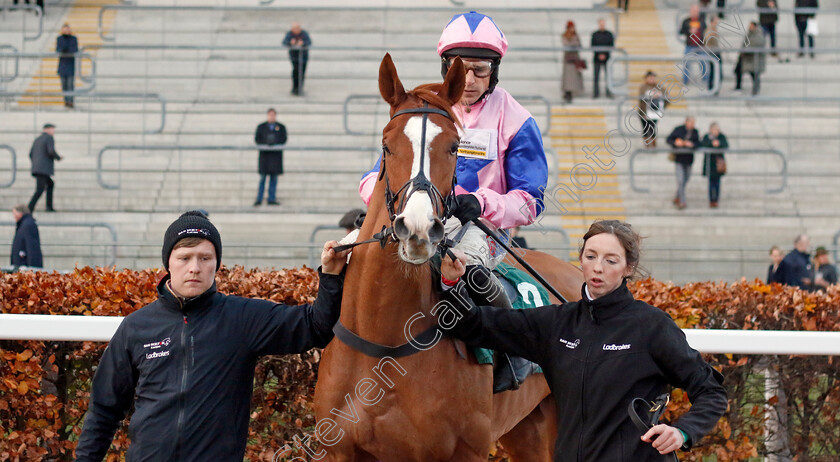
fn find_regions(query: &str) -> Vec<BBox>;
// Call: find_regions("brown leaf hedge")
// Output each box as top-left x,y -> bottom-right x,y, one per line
1,268 -> 838,461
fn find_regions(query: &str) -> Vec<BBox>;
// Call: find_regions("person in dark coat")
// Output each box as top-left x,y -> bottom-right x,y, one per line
666,117 -> 700,209
28,124 -> 61,213
701,122 -> 728,208
590,18 -> 615,99
758,0 -> 779,55
772,234 -> 812,289
438,220 -> 727,461
767,245 -> 783,283
795,0 -> 818,58
74,211 -> 349,462
283,21 -> 311,96
811,246 -> 837,291
56,23 -> 79,108
11,204 -> 43,268
253,108 -> 287,206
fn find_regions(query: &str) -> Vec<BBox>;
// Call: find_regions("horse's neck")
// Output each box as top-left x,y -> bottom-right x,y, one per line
341,215 -> 437,344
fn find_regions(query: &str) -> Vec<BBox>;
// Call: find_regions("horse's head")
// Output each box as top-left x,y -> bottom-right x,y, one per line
377,53 -> 465,264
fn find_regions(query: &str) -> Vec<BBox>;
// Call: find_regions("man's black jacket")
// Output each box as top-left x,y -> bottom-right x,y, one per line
74,271 -> 343,462
11,213 -> 42,267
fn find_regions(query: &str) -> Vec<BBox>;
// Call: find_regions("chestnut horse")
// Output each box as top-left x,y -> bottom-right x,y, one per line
314,54 -> 583,462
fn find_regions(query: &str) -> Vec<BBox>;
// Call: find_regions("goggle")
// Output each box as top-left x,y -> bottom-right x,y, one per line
443,58 -> 494,78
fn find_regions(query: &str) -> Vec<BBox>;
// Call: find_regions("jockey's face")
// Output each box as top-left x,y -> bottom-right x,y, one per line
579,233 -> 634,299
458,58 -> 491,106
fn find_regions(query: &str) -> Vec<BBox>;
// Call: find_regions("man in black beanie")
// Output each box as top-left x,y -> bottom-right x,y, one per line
75,211 -> 349,462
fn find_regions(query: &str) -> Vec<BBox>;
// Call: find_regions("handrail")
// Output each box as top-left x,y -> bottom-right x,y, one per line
0,92 -> 166,134
308,225 -> 345,267
628,147 -> 787,194
833,230 -> 840,265
98,5 -> 623,42
613,95 -> 840,139
0,145 -> 16,188
97,145 -> 379,190
0,45 -> 20,83
606,54 -> 720,97
0,51 -> 96,88
0,4 -> 44,41
0,221 -> 118,267
342,93 -> 556,136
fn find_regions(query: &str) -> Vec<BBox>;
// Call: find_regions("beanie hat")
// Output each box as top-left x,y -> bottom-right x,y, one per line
162,210 -> 222,270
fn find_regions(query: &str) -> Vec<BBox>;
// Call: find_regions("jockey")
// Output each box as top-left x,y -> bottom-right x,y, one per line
358,11 -> 548,289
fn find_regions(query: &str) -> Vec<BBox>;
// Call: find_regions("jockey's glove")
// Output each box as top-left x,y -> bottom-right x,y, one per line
451,194 -> 482,225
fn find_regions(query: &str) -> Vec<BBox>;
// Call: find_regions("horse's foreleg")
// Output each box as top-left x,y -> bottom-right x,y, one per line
497,395 -> 557,462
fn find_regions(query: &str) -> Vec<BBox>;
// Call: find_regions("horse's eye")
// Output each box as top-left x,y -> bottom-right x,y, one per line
382,145 -> 391,156
450,143 -> 459,156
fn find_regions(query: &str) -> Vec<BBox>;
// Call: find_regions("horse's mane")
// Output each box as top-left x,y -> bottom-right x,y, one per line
409,83 -> 463,129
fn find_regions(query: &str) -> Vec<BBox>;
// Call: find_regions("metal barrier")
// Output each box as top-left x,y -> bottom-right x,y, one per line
606,54 -> 720,97
0,4 -> 44,42
663,0 -> 745,8
628,147 -> 787,194
0,221 -> 118,267
0,45 -> 19,84
0,92 -> 166,135
98,5 -> 624,42
0,144 -> 16,188
308,225 -> 345,267
0,51 -> 97,90
342,93 -> 556,137
96,144 -> 379,190
833,231 -> 840,265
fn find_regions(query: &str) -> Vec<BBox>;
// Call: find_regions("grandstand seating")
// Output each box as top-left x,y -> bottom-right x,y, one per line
1,0 -> 839,283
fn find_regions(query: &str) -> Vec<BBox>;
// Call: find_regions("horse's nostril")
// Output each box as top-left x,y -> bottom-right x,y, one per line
394,216 -> 410,240
428,218 -> 444,244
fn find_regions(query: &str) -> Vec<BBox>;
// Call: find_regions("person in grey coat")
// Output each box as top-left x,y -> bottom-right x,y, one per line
28,124 -> 62,213
11,204 -> 43,268
734,22 -> 766,95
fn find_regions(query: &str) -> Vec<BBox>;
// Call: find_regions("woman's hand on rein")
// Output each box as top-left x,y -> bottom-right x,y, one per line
321,240 -> 349,275
641,424 -> 684,455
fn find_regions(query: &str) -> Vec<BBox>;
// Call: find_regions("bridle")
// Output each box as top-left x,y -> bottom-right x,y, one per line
334,102 -> 458,253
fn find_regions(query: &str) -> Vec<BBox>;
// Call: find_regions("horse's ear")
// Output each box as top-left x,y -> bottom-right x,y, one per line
440,56 -> 465,106
379,53 -> 406,108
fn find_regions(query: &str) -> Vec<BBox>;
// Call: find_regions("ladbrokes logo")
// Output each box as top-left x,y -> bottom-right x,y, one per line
146,351 -> 171,360
602,343 -> 631,351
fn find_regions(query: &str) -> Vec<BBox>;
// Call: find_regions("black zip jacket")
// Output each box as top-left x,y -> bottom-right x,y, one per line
74,270 -> 343,462
441,281 -> 727,461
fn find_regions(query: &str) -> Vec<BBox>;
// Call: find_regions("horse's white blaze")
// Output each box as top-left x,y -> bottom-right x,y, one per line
398,116 -> 441,238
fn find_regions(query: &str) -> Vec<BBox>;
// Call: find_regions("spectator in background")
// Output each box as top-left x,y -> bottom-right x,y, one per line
253,108 -> 287,206
617,0 -> 629,12
811,246 -> 837,290
11,204 -> 42,268
758,0 -> 779,56
679,4 -> 707,85
283,21 -> 311,96
561,21 -> 584,104
28,124 -> 61,213
704,17 -> 723,94
338,208 -> 365,233
12,0 -> 44,14
734,22 -> 765,95
701,122 -> 728,208
795,0 -> 818,58
638,71 -> 666,147
667,116 -> 700,210
772,234 -> 812,289
767,245 -> 783,283
56,23 -> 78,109
590,18 -> 615,99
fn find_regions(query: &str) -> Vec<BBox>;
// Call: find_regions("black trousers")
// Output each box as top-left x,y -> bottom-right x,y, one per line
291,59 -> 308,93
592,60 -> 611,97
29,174 -> 54,212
